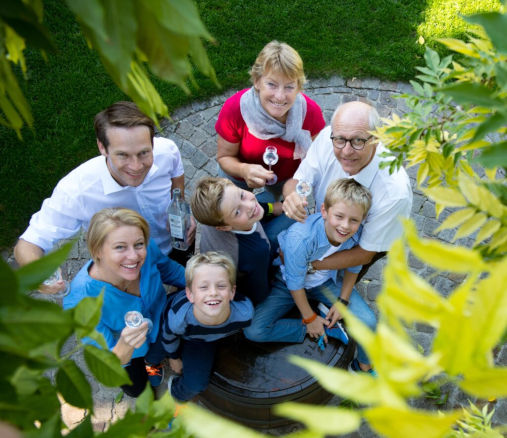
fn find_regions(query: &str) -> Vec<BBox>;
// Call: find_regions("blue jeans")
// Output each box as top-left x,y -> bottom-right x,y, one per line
243,273 -> 377,365
170,339 -> 217,402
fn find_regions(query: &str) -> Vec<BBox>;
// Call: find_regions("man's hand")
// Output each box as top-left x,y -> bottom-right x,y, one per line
187,216 -> 197,245
283,191 -> 308,222
169,358 -> 183,374
39,279 -> 67,295
242,164 -> 274,188
306,316 -> 328,343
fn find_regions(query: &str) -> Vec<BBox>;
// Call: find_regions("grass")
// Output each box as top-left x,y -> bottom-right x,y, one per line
0,0 -> 502,250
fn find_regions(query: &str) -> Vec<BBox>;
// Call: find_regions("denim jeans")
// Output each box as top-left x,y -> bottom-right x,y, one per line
243,273 -> 377,365
170,338 -> 218,402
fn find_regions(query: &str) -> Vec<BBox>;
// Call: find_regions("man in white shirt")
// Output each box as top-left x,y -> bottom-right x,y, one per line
282,100 -> 412,274
14,101 -> 195,293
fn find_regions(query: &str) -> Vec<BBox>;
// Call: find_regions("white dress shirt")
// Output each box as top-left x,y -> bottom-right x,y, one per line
294,126 -> 413,252
20,137 -> 184,255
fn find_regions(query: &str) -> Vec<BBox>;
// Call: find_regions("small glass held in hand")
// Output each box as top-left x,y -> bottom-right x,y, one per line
43,267 -> 70,297
124,310 -> 153,334
262,145 -> 279,185
296,180 -> 312,215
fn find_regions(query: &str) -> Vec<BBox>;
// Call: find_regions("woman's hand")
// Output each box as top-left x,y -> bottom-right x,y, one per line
186,216 -> 197,245
282,191 -> 308,222
119,322 -> 149,349
241,163 -> 274,188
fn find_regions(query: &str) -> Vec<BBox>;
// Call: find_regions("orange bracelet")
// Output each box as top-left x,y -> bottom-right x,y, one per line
302,312 -> 317,324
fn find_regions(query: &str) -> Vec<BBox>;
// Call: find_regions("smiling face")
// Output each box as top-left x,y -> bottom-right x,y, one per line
95,225 -> 147,288
186,264 -> 236,325
254,70 -> 300,123
218,185 -> 264,231
321,201 -> 364,246
331,103 -> 377,175
98,125 -> 154,187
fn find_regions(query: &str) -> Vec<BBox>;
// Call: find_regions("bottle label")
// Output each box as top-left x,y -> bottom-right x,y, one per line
169,214 -> 184,239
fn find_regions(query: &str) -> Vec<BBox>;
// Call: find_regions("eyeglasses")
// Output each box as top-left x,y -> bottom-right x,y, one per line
330,135 -> 373,150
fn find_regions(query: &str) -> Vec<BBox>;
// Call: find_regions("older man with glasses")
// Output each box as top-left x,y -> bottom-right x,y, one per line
282,100 -> 412,281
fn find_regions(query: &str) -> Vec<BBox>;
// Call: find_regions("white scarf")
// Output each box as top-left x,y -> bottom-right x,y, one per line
240,87 -> 312,160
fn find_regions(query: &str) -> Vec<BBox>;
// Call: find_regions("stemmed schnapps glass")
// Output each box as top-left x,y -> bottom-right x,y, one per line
262,146 -> 279,186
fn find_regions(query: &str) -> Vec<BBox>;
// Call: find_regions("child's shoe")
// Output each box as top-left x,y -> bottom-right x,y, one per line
348,358 -> 377,377
318,303 -> 349,345
145,362 -> 164,387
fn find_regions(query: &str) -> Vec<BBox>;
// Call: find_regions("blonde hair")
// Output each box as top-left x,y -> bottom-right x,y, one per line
324,179 -> 372,218
191,177 -> 235,226
249,40 -> 306,90
185,251 -> 236,288
87,208 -> 150,260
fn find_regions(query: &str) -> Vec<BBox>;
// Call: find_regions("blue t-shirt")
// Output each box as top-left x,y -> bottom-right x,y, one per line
64,239 -> 185,359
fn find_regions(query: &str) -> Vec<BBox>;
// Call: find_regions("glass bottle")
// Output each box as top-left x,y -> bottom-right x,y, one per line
167,188 -> 190,251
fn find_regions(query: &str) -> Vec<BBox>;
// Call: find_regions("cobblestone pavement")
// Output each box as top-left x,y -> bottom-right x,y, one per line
8,76 -> 506,435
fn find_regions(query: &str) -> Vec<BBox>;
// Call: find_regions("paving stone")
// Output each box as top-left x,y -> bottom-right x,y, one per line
191,149 -> 209,169
179,140 -> 197,159
189,128 -> 207,147
175,119 -> 195,139
187,113 -> 203,127
201,139 -> 217,158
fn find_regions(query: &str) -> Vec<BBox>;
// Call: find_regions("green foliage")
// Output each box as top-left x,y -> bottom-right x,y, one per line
375,10 -> 507,258
0,246 -> 182,436
0,0 -> 216,137
175,7 -> 506,438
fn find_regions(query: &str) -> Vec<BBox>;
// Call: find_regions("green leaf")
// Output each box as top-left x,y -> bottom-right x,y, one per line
365,406 -> 461,438
0,299 -> 73,348
99,412 -> 152,438
439,83 -> 504,108
180,403 -> 265,438
472,112 -> 507,141
73,292 -> 104,339
465,11 -> 507,54
275,403 -> 361,435
474,141 -> 507,168
140,0 -> 213,39
56,360 -> 93,409
0,0 -> 55,52
66,415 -> 94,438
495,63 -> 507,91
0,256 -> 19,306
135,383 -> 154,414
461,366 -> 507,398
16,240 -> 75,292
24,412 -> 61,438
64,0 -> 108,41
83,345 -> 130,387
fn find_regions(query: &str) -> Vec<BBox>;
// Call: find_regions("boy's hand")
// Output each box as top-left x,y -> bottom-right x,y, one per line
325,304 -> 343,327
169,358 -> 183,375
306,316 -> 328,343
282,191 -> 308,222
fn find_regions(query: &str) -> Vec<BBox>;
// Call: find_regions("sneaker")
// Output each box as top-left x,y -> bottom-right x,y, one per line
317,303 -> 349,345
145,362 -> 164,387
348,358 -> 377,377
167,374 -> 174,397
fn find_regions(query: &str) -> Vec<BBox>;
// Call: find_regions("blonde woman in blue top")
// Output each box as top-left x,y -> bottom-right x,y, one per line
64,208 -> 185,397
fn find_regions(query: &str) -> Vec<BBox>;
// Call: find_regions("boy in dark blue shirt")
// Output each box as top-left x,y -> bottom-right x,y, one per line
161,251 -> 253,401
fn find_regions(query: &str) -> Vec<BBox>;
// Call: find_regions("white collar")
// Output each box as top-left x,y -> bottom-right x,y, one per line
232,221 -> 258,235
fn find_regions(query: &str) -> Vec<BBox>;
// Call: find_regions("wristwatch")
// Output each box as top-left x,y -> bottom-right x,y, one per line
307,261 -> 316,274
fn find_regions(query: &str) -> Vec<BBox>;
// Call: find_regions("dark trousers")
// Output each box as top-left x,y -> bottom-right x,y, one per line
170,338 -> 217,402
121,320 -> 168,398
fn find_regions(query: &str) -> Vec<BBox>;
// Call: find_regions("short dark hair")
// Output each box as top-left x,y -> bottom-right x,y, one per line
94,101 -> 155,150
